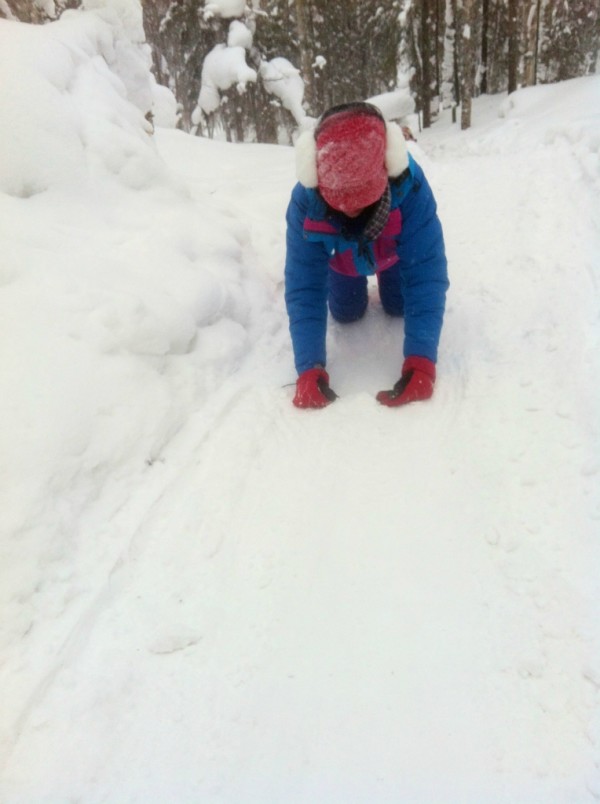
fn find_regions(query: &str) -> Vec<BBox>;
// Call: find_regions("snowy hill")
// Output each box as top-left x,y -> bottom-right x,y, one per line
1,7 -> 599,803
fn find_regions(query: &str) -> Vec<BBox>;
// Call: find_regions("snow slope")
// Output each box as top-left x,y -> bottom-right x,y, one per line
1,8 -> 599,802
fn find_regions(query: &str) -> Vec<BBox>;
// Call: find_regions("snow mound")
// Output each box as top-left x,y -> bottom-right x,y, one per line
0,7 -> 173,197
497,76 -> 600,186
0,5 -> 270,731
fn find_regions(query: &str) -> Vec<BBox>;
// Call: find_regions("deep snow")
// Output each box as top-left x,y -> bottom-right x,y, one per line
1,8 -> 599,803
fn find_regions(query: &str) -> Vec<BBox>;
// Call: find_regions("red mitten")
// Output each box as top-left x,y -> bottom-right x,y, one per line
293,367 -> 338,408
376,356 -> 436,407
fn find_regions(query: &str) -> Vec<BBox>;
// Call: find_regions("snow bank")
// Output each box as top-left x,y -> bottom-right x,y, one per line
497,76 -> 600,187
0,10 -> 174,197
0,5 -> 269,747
433,76 -> 600,187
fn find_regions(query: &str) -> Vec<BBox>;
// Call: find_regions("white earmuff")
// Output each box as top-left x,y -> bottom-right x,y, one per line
295,128 -> 318,188
385,120 -> 409,177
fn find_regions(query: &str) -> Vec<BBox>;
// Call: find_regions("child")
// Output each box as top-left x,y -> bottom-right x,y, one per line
285,102 -> 449,408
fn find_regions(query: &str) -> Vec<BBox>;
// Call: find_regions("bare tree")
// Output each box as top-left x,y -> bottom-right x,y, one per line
523,0 -> 542,86
421,0 -> 434,128
441,0 -> 457,108
507,0 -> 519,93
293,0 -> 316,114
457,0 -> 476,129
480,0 -> 489,92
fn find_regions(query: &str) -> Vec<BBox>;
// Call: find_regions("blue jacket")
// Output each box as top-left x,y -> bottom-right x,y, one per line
285,155 -> 449,375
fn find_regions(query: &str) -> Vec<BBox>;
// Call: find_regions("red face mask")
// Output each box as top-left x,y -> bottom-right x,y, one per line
316,109 -> 387,214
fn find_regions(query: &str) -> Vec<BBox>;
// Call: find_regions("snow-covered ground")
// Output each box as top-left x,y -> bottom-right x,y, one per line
1,7 -> 599,803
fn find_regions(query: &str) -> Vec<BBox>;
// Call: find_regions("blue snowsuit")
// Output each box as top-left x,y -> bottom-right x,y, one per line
285,155 -> 449,375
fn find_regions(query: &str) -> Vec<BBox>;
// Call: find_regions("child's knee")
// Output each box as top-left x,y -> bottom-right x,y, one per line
328,275 -> 368,323
329,296 -> 368,323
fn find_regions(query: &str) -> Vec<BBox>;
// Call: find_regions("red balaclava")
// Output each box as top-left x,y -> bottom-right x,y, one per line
315,106 -> 388,215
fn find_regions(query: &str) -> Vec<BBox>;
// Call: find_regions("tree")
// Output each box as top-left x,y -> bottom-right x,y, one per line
480,0 -> 489,92
522,0 -> 542,86
507,0 -> 519,93
457,0 -> 477,129
293,0 -> 316,113
291,0 -> 401,115
402,0 -> 438,128
141,0 -> 222,132
539,0 -> 599,83
420,0 -> 435,128
441,0 -> 457,109
10,0 -> 598,141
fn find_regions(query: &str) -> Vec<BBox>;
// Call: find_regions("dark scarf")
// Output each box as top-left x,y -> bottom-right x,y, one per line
336,183 -> 391,243
363,183 -> 391,241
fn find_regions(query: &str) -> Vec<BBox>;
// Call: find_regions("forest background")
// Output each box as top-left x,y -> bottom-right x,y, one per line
2,0 -> 599,142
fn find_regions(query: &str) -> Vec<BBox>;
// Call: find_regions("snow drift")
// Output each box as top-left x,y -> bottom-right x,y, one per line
0,3 -> 273,762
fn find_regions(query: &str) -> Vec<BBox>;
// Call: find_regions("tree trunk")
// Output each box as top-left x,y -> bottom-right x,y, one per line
441,0 -> 455,108
421,0 -> 432,128
481,0 -> 489,93
507,0 -> 519,93
523,0 -> 541,86
459,0 -> 475,130
294,0 -> 316,114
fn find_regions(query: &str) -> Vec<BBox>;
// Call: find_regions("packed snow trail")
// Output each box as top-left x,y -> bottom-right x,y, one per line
1,387 -> 565,802
0,16 -> 598,797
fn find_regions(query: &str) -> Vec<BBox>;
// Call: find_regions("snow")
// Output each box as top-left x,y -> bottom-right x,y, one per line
204,0 -> 246,19
368,86 -> 415,122
197,31 -> 306,131
196,19 -> 305,130
227,18 -> 253,50
261,57 -> 305,124
81,0 -> 145,42
1,7 -> 600,802
197,43 -> 257,116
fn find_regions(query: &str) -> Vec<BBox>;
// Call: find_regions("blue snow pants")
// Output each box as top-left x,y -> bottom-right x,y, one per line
328,263 -> 405,322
